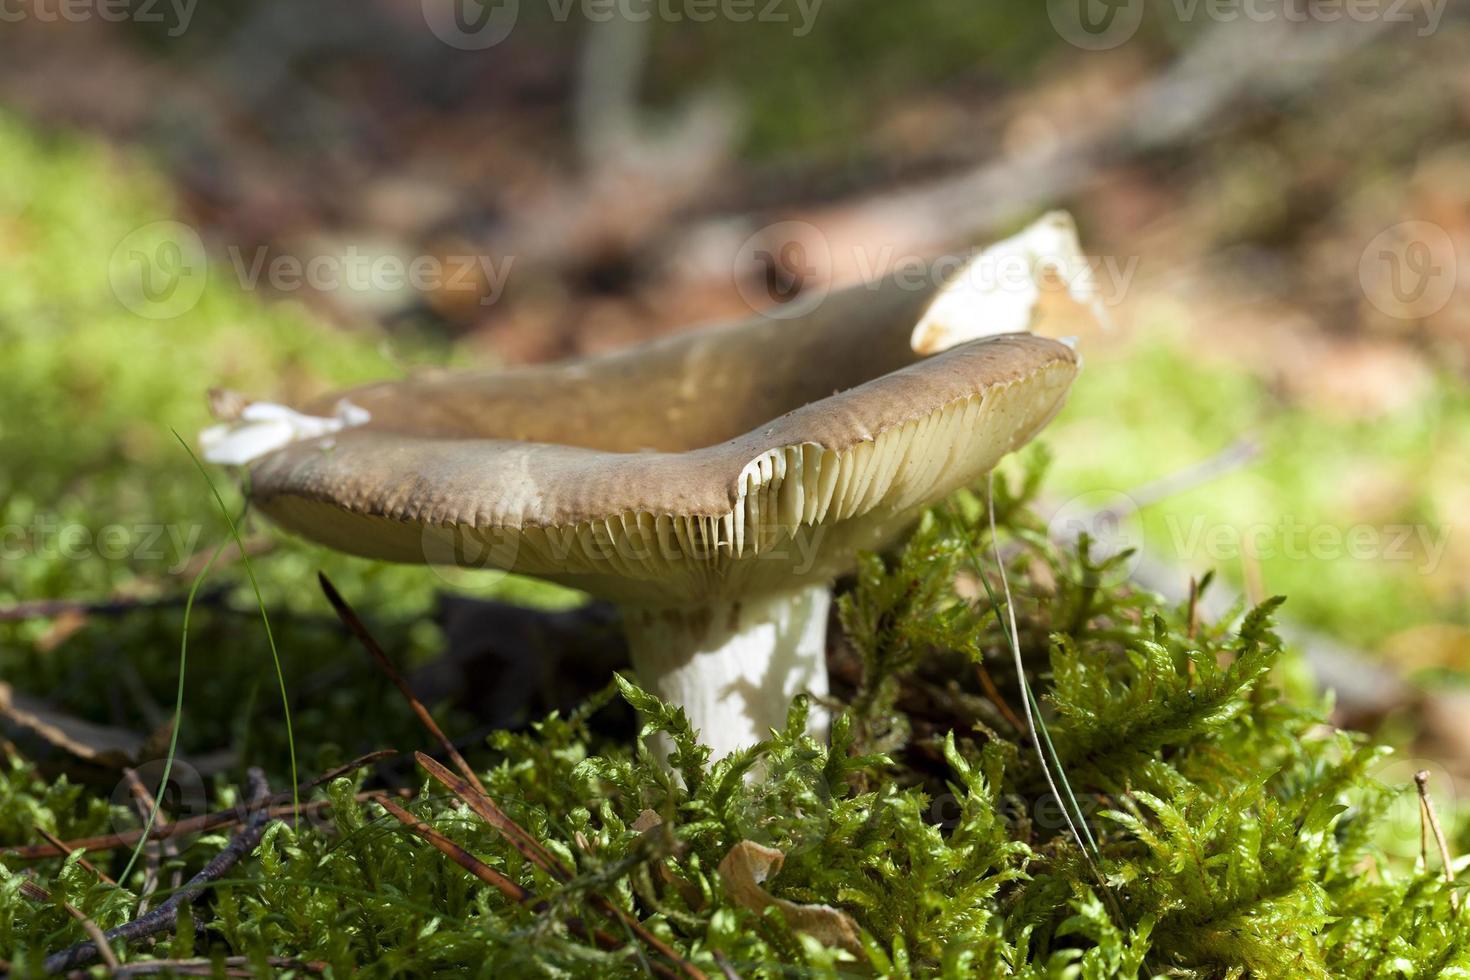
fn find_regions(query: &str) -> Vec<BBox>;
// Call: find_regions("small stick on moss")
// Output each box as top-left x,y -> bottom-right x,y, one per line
319,574 -> 492,797
415,752 -> 567,880
325,575 -> 706,979
123,766 -> 179,914
375,794 -> 533,903
7,752 -> 398,861
39,768 -> 277,975
412,752 -> 702,977
375,795 -> 680,980
109,955 -> 325,977
1186,576 -> 1201,641
31,826 -> 115,886
16,875 -> 118,970
713,951 -> 745,979
975,661 -> 1025,733
1415,770 -> 1459,911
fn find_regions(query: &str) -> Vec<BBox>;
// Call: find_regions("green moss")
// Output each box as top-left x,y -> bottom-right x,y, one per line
2,461 -> 1463,976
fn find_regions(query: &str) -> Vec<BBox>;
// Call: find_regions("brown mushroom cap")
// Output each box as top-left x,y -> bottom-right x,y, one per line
247,284 -> 1077,604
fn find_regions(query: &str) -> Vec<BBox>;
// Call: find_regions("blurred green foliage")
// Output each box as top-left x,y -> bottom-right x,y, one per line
1049,330 -> 1470,649
0,112 -> 569,774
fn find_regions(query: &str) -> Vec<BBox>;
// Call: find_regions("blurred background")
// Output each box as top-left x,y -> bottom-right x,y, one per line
0,0 -> 1466,823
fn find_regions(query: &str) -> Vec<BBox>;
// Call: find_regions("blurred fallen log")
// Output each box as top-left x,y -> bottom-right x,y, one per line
664,14 -> 1410,297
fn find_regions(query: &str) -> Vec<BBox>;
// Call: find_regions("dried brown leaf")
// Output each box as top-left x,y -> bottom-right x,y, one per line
717,841 -> 861,955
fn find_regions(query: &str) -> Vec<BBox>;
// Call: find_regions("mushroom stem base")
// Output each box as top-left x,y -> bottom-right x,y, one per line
621,585 -> 831,763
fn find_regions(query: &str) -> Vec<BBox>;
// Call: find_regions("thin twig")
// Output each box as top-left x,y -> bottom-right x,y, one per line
7,752 -> 396,861
713,951 -> 745,980
40,769 -> 276,974
1415,771 -> 1459,912
0,590 -> 230,623
374,795 -> 677,978
15,876 -> 118,970
322,575 -> 704,978
1186,576 -> 1201,642
31,826 -> 116,886
319,574 -> 491,797
375,795 -> 532,903
975,663 -> 1025,734
8,791 -> 399,864
122,767 -> 178,914
414,753 -> 567,880
74,917 -> 120,972
109,955 -> 325,977
409,757 -> 702,978
1118,439 -> 1260,514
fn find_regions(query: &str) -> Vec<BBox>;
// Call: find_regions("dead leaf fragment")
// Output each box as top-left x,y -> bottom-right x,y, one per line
718,840 -> 862,955
630,809 -> 663,833
0,681 -> 145,766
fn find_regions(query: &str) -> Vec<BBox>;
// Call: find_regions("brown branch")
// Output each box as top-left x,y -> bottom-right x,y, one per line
15,876 -> 118,970
0,589 -> 230,623
414,751 -> 704,978
320,575 -> 705,979
123,767 -> 178,914
414,752 -> 567,880
6,752 -> 397,861
375,795 -> 678,978
318,574 -> 490,797
31,826 -> 115,886
975,663 -> 1025,734
1416,770 -> 1459,912
375,795 -> 532,903
1185,576 -> 1201,642
41,770 -> 275,975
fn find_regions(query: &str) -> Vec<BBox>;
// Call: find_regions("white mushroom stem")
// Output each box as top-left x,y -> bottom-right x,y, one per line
621,584 -> 832,762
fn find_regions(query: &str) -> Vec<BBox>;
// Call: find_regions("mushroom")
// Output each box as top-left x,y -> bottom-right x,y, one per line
205,214 -> 1093,760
